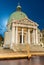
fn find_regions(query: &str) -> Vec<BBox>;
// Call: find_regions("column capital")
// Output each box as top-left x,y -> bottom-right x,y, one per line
12,22 -> 15,27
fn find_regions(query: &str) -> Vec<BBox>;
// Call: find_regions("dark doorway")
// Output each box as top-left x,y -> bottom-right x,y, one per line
20,35 -> 22,43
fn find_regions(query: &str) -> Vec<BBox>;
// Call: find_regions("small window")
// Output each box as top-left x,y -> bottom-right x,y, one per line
43,34 -> 44,37
40,34 -> 41,37
10,24 -> 12,30
40,39 -> 41,41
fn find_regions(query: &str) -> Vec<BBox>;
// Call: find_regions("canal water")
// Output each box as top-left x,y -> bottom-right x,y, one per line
0,56 -> 44,65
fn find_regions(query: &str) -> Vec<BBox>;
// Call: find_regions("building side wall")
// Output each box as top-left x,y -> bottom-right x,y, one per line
42,32 -> 44,44
4,31 -> 11,47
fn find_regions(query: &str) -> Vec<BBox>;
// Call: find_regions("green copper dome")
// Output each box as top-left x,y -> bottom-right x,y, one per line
8,4 -> 28,23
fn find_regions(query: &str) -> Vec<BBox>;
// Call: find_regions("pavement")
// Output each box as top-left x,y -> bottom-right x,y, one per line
0,47 -> 29,59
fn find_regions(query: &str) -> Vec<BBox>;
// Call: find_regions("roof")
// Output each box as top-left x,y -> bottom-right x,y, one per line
8,11 -> 28,23
8,3 -> 28,24
7,4 -> 38,27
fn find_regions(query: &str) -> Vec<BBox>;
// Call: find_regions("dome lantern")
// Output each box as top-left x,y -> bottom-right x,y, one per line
16,3 -> 21,11
8,3 -> 28,23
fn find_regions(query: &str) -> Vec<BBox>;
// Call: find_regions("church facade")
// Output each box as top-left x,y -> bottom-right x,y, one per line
3,4 -> 43,50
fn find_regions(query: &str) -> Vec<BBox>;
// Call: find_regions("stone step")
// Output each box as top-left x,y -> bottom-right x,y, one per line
29,44 -> 44,52
12,44 -> 29,52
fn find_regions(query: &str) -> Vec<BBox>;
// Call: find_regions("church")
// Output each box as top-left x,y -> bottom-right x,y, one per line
3,4 -> 43,51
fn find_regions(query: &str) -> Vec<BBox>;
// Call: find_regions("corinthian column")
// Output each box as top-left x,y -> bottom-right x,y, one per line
22,28 -> 24,44
36,29 -> 38,44
32,29 -> 36,44
28,29 -> 30,44
16,27 -> 18,44
11,23 -> 16,48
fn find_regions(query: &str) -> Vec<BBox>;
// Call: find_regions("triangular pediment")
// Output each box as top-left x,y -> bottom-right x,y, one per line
13,18 -> 39,27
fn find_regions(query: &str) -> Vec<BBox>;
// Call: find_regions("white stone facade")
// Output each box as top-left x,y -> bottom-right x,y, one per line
3,4 -> 42,49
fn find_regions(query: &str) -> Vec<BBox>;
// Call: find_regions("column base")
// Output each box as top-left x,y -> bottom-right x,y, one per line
10,43 -> 14,49
3,44 -> 10,49
33,43 -> 39,45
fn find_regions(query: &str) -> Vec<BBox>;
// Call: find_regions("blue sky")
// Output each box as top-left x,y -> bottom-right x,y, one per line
0,0 -> 44,36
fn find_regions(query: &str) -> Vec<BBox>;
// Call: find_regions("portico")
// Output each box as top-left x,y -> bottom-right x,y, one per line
11,21 -> 38,48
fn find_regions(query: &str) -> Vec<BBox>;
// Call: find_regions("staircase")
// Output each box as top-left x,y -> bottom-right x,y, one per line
29,44 -> 44,52
12,44 -> 28,52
